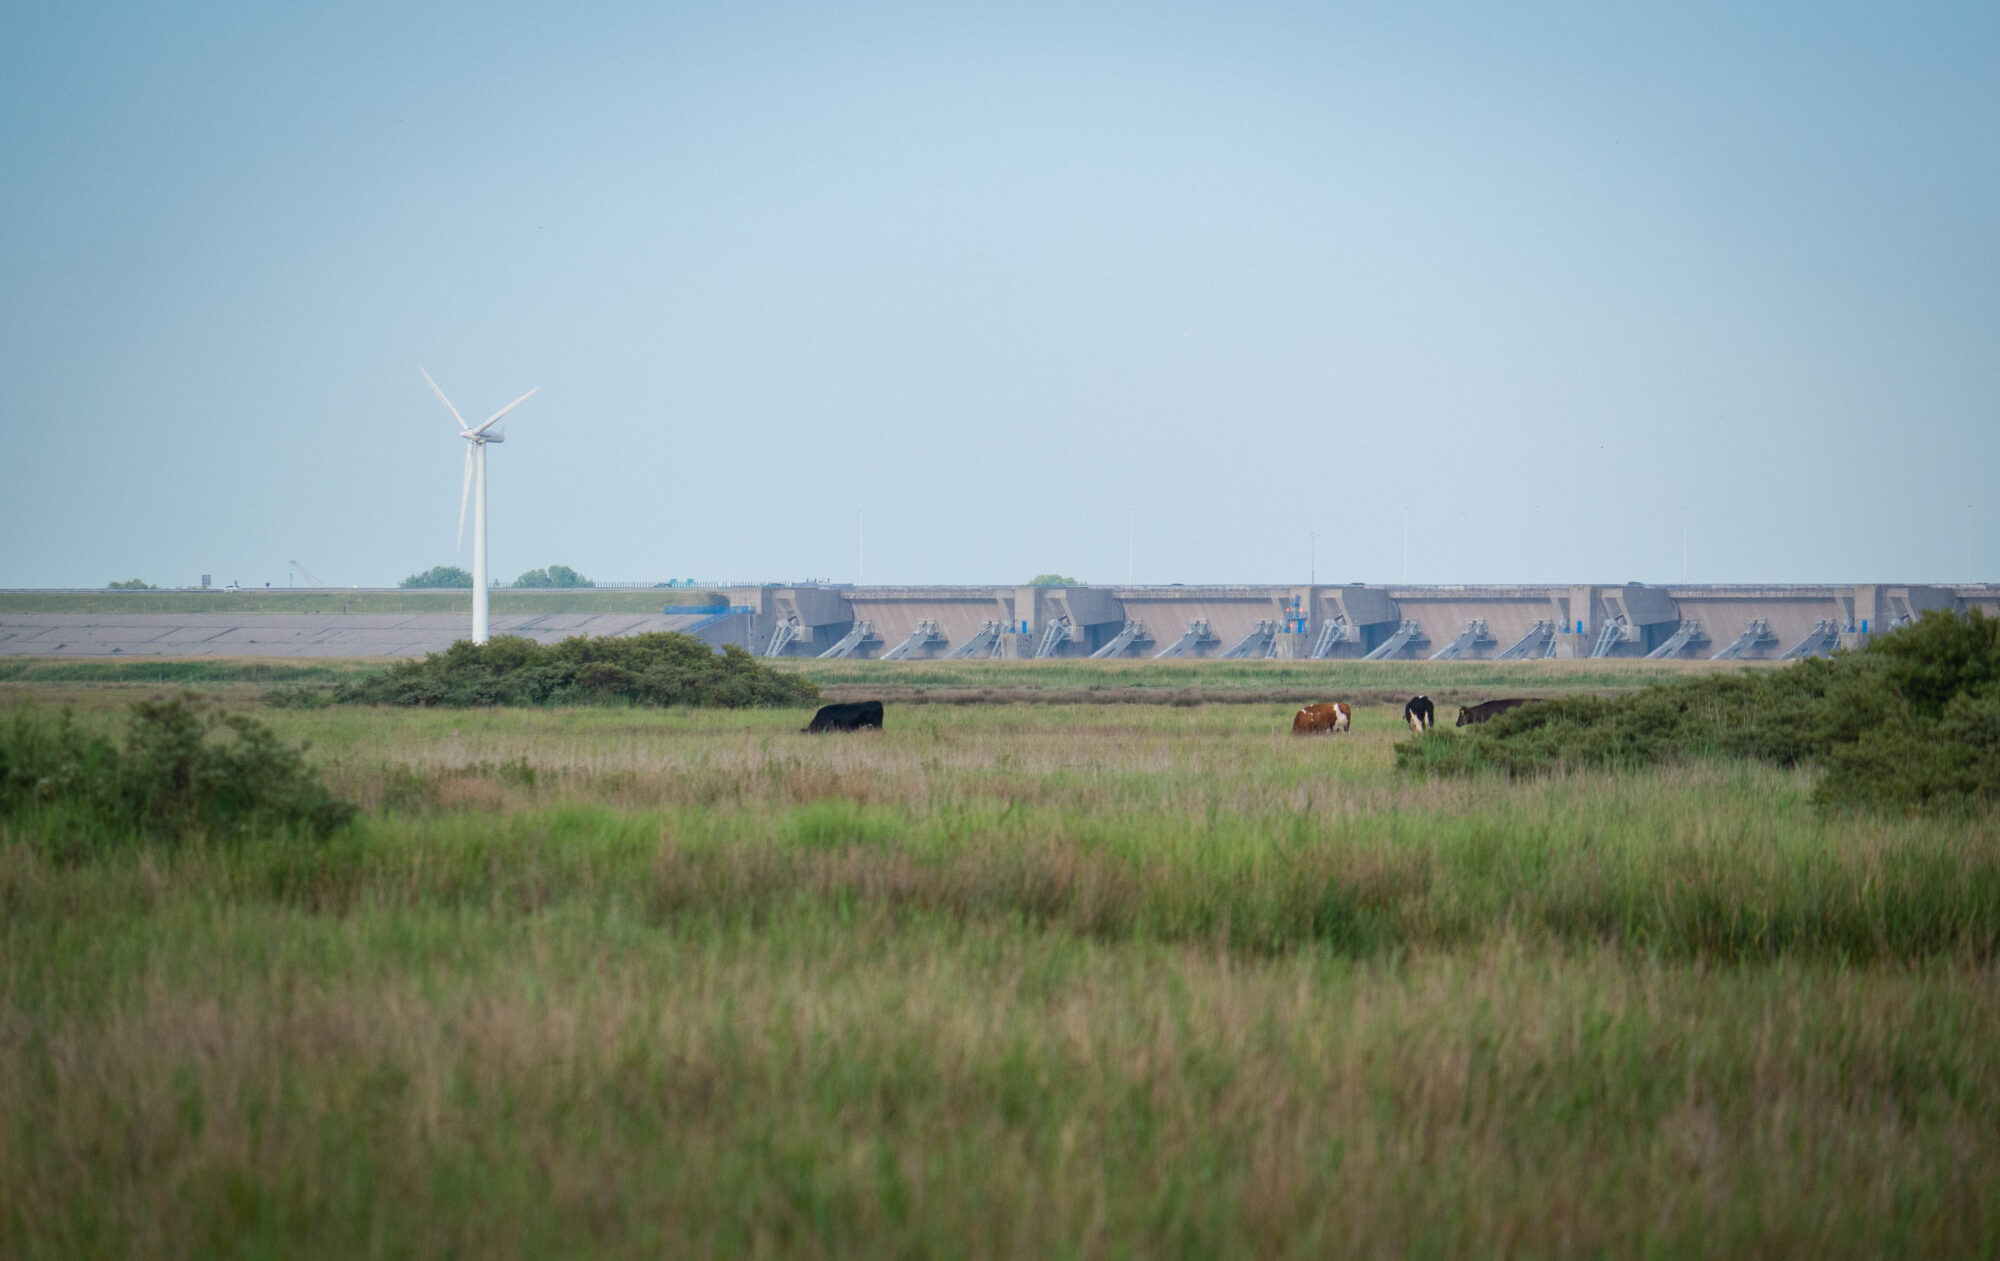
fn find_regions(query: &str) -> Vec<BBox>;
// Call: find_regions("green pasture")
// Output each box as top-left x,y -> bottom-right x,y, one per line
785,654 -> 1754,697
0,651 -> 1756,703
2,687 -> 1996,1257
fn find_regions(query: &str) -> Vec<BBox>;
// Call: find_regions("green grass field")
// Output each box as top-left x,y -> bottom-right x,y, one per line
787,655 -> 1756,704
0,654 -> 1750,702
3,677 -> 1996,1257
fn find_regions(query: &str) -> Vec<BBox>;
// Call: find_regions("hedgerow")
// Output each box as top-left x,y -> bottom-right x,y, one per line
1398,609 -> 2000,813
317,633 -> 820,709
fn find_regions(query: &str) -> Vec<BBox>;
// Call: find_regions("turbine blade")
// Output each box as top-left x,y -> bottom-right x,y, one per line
457,444 -> 474,550
470,387 -> 537,435
421,367 -> 470,431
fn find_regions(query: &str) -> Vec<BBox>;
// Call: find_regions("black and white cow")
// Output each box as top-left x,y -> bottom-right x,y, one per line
1403,695 -> 1436,734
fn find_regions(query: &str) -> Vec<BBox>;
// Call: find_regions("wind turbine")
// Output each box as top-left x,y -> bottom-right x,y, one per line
421,368 -> 537,645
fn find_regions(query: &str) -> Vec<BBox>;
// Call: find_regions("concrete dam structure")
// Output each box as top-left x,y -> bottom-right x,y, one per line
2,583 -> 1993,660
705,582 -> 2000,663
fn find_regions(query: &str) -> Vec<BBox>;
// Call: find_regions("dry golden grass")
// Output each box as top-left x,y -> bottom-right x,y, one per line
6,926 -> 1993,1258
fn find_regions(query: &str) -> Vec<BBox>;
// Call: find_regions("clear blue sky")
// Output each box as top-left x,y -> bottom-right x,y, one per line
3,2 -> 1995,588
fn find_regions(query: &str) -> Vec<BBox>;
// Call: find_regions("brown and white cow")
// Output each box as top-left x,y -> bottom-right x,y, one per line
1291,701 -> 1351,735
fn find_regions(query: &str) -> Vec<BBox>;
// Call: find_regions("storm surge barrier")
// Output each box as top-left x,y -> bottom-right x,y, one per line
1428,620 -> 1494,661
944,621 -> 1007,659
763,618 -> 801,658
1153,620 -> 1218,659
816,621 -> 879,659
1780,620 -> 1841,660
1495,620 -> 1556,660
1221,620 -> 1277,659
1034,618 -> 1073,659
1089,621 -> 1152,659
1362,621 -> 1427,661
879,620 -> 944,661
1310,619 -> 1352,659
1644,621 -> 1708,660
1710,619 -> 1778,660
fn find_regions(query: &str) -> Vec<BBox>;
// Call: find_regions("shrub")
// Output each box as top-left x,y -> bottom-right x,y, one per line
512,564 -> 593,589
1399,610 -> 2000,813
1029,573 -> 1081,586
327,633 -> 821,709
400,565 -> 474,589
0,694 -> 355,852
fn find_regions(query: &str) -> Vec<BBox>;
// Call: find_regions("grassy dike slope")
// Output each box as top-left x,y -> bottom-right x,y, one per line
0,588 -> 722,615
2,695 -> 1996,1256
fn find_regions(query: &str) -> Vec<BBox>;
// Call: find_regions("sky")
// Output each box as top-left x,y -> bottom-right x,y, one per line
3,1 -> 1996,590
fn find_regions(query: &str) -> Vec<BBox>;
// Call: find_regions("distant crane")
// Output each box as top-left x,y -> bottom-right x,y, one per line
289,559 -> 328,588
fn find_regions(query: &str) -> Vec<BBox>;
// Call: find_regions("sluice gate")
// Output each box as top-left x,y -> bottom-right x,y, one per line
1154,619 -> 1218,659
1780,620 -> 1841,660
1363,621 -> 1430,661
1644,621 -> 1709,660
1496,620 -> 1557,660
1429,620 -> 1495,661
817,620 -> 879,659
1589,618 -> 1630,658
1221,620 -> 1278,659
1034,618 -> 1072,659
763,618 -> 801,658
1310,618 -> 1353,659
1710,619 -> 1778,660
944,621 -> 1007,659
1089,621 -> 1152,659
879,620 -> 944,661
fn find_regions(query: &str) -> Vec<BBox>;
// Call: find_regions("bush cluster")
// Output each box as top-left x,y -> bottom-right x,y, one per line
0,694 -> 355,852
1399,609 -> 2000,812
325,633 -> 821,709
400,565 -> 474,589
512,564 -> 592,588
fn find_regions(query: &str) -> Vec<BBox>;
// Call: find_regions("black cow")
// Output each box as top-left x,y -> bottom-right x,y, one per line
1456,697 -> 1531,727
802,700 -> 885,733
1402,695 -> 1436,733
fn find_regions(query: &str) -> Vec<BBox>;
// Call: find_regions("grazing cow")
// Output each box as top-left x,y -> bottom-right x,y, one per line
1403,695 -> 1436,734
802,700 -> 885,733
1291,701 -> 1351,735
1456,697 -> 1531,727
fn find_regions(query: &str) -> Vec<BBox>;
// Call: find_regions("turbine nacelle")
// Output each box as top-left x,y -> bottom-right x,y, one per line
462,428 -> 504,443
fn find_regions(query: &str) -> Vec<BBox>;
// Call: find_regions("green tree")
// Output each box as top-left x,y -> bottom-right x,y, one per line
106,578 -> 156,590
400,565 -> 474,589
1029,573 -> 1081,587
513,565 -> 594,589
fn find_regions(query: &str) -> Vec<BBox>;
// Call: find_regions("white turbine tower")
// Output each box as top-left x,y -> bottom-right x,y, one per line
421,369 -> 537,645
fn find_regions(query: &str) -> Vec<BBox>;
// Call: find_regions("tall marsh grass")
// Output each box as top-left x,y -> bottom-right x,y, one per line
3,693 -> 1997,1256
